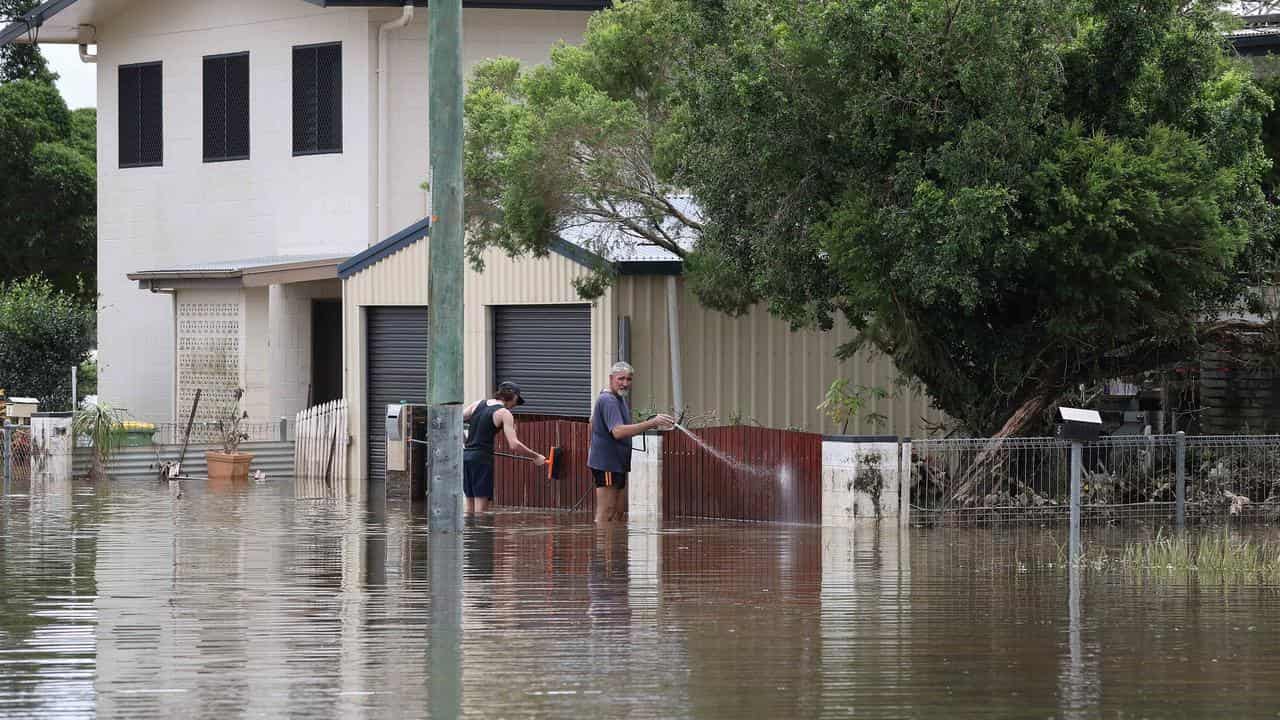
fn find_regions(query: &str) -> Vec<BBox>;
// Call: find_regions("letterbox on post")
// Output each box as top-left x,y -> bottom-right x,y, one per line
386,404 -> 407,473
1057,406 -> 1101,561
1055,407 -> 1103,443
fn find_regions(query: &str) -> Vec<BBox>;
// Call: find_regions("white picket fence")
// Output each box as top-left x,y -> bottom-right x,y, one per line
294,399 -> 348,498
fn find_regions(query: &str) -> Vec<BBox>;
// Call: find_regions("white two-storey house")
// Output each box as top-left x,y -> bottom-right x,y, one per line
2,0 -> 601,429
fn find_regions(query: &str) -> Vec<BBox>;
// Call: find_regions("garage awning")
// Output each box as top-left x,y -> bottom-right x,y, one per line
128,255 -> 345,291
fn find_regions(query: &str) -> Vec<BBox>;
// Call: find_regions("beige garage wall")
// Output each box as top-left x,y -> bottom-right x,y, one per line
341,240 -> 614,487
614,275 -> 944,437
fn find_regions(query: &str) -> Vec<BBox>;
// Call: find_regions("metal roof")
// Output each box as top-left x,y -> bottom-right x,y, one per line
1229,25 -> 1280,54
128,254 -> 346,289
338,215 -> 684,280
556,194 -> 698,263
337,217 -> 431,278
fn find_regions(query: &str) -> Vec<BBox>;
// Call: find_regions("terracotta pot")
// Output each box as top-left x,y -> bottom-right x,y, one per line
206,451 -> 254,485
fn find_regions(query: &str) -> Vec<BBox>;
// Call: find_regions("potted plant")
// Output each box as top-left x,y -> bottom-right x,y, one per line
206,389 -> 253,483
72,401 -> 127,479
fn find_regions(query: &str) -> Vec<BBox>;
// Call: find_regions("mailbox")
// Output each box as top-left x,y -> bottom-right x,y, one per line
1055,407 -> 1103,443
386,404 -> 407,472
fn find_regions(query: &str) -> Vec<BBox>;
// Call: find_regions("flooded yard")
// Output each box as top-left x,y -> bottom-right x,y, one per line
3,476 -> 1280,718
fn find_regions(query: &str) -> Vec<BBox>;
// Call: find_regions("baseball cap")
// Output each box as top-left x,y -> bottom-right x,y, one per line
498,381 -> 525,406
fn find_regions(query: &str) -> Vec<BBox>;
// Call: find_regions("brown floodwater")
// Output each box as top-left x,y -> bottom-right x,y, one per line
2,476 -> 1280,719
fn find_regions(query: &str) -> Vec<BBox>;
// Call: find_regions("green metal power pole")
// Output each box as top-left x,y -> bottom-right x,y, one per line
427,0 -> 464,532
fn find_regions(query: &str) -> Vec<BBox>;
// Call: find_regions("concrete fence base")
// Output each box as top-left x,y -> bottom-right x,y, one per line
822,436 -> 902,526
629,434 -> 663,520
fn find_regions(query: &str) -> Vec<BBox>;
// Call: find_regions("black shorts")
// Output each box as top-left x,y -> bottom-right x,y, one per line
463,461 -> 495,499
591,468 -> 627,489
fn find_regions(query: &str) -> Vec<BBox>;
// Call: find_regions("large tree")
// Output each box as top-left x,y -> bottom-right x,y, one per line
464,0 -> 697,296
0,276 -> 95,408
0,80 -> 96,299
0,0 -> 55,84
465,0 -> 1276,436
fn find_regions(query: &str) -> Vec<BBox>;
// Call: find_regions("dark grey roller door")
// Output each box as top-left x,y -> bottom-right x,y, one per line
366,306 -> 428,479
493,304 -> 591,418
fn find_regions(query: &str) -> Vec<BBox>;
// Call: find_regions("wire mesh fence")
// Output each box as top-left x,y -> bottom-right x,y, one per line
1184,435 -> 1280,523
909,434 -> 1280,526
2,424 -> 32,490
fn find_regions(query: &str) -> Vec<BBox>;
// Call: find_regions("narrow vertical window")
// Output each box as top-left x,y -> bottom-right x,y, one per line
119,61 -> 163,167
293,43 -> 342,155
203,52 -> 250,162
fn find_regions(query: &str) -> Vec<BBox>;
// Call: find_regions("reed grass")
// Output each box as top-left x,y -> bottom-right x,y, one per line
1047,528 -> 1280,583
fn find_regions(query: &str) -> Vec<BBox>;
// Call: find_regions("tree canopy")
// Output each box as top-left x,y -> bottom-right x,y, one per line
0,79 -> 97,299
0,276 -> 95,408
465,0 -> 1276,436
0,0 -> 55,84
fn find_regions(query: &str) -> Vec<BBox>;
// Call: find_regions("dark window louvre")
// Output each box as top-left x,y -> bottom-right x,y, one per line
293,43 -> 342,155
119,62 -> 162,168
203,52 -> 250,162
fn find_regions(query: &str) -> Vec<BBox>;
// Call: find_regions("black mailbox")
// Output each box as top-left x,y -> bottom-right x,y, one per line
1055,407 -> 1103,442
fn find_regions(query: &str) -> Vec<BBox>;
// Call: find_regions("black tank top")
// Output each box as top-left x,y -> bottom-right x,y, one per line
464,401 -> 502,463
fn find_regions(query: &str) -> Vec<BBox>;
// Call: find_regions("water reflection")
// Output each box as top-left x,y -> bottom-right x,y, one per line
2,480 -> 1280,718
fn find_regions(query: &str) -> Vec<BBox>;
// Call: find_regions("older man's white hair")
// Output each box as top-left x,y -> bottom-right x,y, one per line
609,361 -> 635,376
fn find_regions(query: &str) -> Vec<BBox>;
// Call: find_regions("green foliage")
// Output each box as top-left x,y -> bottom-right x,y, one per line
853,453 -> 885,519
0,80 -> 96,298
818,379 -> 889,434
0,1 -> 55,85
462,0 -> 700,295
465,0 -> 1275,436
680,0 -> 1273,435
76,356 -> 97,398
0,276 -> 95,408
72,400 -> 125,475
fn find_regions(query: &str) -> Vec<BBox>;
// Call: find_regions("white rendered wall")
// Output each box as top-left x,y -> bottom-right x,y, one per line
97,0 -> 374,422
98,1 -> 591,423
378,8 -> 591,235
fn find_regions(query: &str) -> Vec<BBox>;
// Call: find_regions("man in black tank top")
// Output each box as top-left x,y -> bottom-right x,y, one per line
462,381 -> 546,514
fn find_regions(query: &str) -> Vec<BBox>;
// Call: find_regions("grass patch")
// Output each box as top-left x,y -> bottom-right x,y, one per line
1047,529 -> 1280,584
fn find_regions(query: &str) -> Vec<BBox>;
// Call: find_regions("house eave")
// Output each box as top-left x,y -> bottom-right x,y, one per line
301,0 -> 608,9
129,257 -> 344,291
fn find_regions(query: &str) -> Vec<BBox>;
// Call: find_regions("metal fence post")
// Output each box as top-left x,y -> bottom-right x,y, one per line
279,416 -> 288,443
1069,440 -> 1082,561
899,437 -> 911,528
1175,431 -> 1186,530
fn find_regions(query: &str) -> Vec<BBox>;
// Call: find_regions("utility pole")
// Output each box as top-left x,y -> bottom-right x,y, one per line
427,0 -> 464,532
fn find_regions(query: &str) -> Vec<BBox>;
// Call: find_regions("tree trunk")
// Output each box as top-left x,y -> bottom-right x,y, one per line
949,390 -> 1056,505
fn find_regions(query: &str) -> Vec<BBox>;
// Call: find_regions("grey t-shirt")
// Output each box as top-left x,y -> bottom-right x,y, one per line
587,390 -> 632,473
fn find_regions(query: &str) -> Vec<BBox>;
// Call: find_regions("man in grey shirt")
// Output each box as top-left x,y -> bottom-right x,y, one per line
588,362 -> 674,523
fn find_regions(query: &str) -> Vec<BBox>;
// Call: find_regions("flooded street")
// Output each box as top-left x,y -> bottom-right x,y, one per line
3,477 -> 1280,718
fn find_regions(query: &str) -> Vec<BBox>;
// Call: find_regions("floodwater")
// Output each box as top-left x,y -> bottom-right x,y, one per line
3,477 -> 1280,719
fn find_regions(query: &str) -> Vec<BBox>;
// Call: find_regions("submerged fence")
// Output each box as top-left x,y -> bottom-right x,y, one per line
663,426 -> 822,523
492,422 -> 825,522
494,419 -> 596,512
910,433 -> 1280,526
294,400 -> 348,498
2,423 -> 31,491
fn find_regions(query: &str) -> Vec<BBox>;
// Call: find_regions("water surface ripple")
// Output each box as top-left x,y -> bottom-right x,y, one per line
1,477 -> 1278,718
